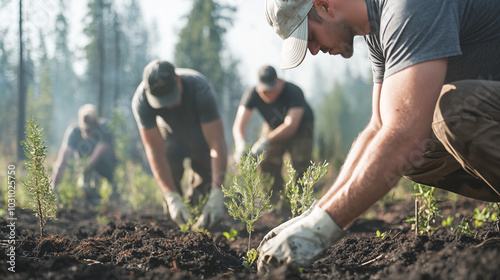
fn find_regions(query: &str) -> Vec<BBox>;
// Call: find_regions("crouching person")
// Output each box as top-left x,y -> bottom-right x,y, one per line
51,104 -> 118,207
132,60 -> 227,230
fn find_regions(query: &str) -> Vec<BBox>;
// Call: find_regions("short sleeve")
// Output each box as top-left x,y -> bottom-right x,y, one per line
366,0 -> 462,82
239,88 -> 257,109
65,125 -> 80,150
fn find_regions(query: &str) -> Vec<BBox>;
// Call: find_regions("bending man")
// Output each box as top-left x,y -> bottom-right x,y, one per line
132,60 -> 227,230
258,0 -> 500,272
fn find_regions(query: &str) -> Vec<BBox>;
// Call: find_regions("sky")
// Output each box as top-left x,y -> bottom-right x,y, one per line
139,0 -> 373,98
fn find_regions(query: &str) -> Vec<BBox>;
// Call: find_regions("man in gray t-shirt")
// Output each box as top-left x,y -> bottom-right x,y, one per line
258,0 -> 500,272
132,60 -> 227,230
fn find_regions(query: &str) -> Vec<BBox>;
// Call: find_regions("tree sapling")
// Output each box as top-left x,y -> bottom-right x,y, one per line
21,119 -> 57,237
285,160 -> 329,218
222,152 -> 274,265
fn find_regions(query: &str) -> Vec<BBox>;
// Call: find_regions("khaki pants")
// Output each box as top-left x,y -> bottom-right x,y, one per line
404,80 -> 500,202
260,121 -> 314,204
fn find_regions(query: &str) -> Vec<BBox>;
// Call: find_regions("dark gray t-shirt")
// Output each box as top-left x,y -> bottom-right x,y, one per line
240,82 -> 314,130
64,120 -> 114,158
365,0 -> 500,83
132,68 -> 221,144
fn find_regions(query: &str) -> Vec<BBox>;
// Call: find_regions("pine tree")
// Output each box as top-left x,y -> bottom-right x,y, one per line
21,119 -> 57,237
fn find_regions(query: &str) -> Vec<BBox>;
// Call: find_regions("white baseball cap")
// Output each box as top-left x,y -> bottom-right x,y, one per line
265,0 -> 313,69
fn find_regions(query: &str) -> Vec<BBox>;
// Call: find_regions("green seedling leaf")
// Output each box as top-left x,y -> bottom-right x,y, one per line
223,228 -> 239,242
243,248 -> 258,268
442,216 -> 454,227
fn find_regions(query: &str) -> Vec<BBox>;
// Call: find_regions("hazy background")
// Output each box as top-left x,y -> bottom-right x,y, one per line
0,0 -> 373,171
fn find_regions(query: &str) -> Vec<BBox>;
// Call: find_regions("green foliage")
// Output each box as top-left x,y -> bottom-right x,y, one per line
174,0 -> 235,99
243,248 -> 258,269
407,182 -> 447,235
21,119 -> 58,237
55,160 -> 84,208
285,160 -> 329,218
223,228 -> 239,242
472,203 -> 500,228
441,216 -> 454,227
222,152 -> 274,253
455,217 -> 474,236
26,65 -> 53,141
314,74 -> 372,165
128,165 -> 163,211
180,194 -> 209,232
375,230 -> 388,239
316,83 -> 350,163
96,214 -> 110,225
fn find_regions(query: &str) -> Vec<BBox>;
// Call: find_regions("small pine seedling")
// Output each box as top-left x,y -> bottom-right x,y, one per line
222,152 -> 274,256
180,194 -> 209,232
455,217 -> 474,236
406,182 -> 446,235
285,160 -> 329,218
21,119 -> 57,237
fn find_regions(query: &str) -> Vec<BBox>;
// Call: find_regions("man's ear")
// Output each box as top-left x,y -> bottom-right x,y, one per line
313,0 -> 335,18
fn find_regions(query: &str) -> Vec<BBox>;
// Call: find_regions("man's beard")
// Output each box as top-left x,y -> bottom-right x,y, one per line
328,18 -> 355,58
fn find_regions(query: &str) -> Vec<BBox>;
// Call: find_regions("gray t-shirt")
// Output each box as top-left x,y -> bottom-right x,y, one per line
365,0 -> 500,83
132,68 -> 221,143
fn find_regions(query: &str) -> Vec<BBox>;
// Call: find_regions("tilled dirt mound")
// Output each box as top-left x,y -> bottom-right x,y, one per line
1,197 -> 500,280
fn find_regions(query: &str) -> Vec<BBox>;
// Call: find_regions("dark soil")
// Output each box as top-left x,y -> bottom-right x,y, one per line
1,196 -> 500,280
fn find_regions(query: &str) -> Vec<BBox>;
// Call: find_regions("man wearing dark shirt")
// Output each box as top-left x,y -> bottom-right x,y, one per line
132,60 -> 227,230
51,104 -> 117,206
233,65 -> 314,205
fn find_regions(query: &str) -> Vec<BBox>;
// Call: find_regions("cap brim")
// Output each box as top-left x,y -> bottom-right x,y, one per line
145,82 -> 181,109
280,17 -> 308,70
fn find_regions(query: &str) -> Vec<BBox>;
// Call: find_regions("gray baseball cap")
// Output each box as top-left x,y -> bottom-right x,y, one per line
143,60 -> 181,109
265,0 -> 313,69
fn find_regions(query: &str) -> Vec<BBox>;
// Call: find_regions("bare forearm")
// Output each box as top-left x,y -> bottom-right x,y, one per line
266,123 -> 297,142
51,161 -> 66,187
147,152 -> 177,194
51,147 -> 72,187
319,127 -> 426,228
210,147 -> 227,188
267,109 -> 303,143
140,128 -> 178,195
86,143 -> 111,170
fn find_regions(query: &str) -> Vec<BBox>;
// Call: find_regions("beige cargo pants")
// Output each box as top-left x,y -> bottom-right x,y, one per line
405,80 -> 500,202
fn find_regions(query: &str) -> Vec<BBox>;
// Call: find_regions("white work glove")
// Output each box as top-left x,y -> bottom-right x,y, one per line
257,200 -> 318,250
257,204 -> 346,274
233,139 -> 247,165
163,191 -> 190,226
192,187 -> 225,231
250,137 -> 270,157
